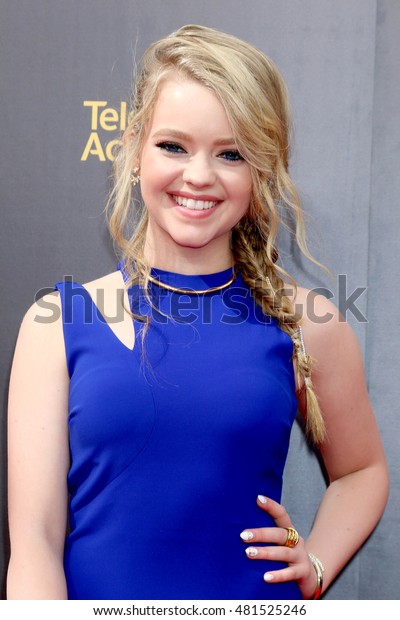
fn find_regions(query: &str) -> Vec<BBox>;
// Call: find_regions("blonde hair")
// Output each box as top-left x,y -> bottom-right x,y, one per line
107,24 -> 326,443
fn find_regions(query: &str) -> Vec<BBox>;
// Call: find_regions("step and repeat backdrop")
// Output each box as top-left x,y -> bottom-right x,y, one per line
1,0 -> 399,600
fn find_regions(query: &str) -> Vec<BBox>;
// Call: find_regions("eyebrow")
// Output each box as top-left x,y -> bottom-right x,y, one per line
152,129 -> 237,146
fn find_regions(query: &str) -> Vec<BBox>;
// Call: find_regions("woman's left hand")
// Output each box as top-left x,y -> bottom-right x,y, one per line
240,495 -> 317,599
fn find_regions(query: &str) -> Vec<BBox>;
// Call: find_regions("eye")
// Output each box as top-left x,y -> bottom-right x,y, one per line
219,150 -> 244,162
156,141 -> 186,154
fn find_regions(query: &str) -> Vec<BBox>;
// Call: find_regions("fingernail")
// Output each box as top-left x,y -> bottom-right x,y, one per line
264,573 -> 274,582
240,530 -> 254,541
257,495 -> 267,504
245,547 -> 258,557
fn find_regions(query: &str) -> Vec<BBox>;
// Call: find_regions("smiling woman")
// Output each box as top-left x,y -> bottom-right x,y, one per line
6,24 -> 388,601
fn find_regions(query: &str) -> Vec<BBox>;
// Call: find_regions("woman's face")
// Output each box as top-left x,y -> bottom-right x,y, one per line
139,74 -> 252,268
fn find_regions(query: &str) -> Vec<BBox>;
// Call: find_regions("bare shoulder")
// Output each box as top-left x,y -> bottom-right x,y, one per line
293,284 -> 342,327
18,270 -> 124,352
287,284 -> 360,371
19,269 -> 132,355
21,289 -> 63,341
288,286 -> 358,363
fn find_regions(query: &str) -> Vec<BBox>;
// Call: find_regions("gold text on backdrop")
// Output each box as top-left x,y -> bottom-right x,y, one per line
81,101 -> 127,162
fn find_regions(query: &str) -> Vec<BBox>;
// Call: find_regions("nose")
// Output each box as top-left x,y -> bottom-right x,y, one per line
182,154 -> 216,187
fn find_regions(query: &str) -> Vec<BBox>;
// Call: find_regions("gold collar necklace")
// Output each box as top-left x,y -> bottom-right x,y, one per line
146,265 -> 237,295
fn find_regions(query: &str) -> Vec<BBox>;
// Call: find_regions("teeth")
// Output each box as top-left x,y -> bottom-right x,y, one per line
173,195 -> 218,210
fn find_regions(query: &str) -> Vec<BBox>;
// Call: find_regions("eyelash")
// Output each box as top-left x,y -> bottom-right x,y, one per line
220,150 -> 244,162
155,142 -> 244,162
156,142 -> 184,154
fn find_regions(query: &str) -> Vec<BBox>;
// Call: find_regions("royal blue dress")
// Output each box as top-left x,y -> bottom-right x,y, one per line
54,266 -> 302,600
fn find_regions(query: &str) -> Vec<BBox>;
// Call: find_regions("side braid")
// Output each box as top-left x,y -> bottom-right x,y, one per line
291,328 -> 326,444
232,222 -> 326,444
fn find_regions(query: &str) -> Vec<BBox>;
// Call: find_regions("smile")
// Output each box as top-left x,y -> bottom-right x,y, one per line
173,195 -> 219,211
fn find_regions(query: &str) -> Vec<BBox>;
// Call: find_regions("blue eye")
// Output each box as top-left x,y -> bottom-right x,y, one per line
156,142 -> 185,154
219,150 -> 244,162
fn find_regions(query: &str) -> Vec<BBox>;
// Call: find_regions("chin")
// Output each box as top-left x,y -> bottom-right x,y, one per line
171,235 -> 213,249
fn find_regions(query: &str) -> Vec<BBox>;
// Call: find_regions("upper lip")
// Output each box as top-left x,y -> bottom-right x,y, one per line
170,191 -> 221,202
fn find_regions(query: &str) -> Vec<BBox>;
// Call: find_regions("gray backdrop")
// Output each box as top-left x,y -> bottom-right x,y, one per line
1,0 -> 399,600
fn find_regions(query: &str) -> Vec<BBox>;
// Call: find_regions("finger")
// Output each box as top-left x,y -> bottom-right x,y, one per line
244,545 -> 299,563
256,495 -> 292,528
240,527 -> 297,546
240,525 -> 303,547
263,565 -> 304,584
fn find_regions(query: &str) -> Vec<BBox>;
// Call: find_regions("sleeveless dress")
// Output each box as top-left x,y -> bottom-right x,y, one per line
54,266 -> 302,600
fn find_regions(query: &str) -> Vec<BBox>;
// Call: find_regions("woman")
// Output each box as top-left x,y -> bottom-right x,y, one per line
7,25 -> 388,600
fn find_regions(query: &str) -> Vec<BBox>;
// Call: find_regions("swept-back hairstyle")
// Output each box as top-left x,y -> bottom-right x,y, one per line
107,24 -> 326,443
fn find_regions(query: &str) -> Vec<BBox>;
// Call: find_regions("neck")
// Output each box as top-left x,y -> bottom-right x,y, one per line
143,236 -> 233,275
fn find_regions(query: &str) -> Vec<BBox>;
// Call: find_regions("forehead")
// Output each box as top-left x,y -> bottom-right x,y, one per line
148,75 -> 232,132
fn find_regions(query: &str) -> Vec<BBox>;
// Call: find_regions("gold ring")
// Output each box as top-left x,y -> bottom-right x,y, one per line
284,527 -> 299,548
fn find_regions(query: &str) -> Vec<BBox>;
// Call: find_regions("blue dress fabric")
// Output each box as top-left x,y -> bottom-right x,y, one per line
54,266 -> 302,600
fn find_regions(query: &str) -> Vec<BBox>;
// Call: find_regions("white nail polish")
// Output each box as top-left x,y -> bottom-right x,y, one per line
264,573 -> 274,582
240,531 -> 254,541
257,495 -> 267,504
245,547 -> 258,557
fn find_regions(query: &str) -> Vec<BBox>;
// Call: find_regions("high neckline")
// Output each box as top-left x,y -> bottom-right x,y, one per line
118,261 -> 239,293
149,266 -> 235,294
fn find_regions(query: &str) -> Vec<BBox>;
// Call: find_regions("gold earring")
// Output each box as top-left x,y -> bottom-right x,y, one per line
130,166 -> 140,186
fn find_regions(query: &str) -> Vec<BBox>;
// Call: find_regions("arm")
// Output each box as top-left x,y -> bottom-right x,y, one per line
299,292 -> 389,593
241,292 -> 389,598
7,293 -> 70,599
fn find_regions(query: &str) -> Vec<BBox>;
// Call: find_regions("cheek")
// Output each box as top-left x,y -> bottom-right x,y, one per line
141,160 -> 179,194
140,164 -> 164,196
226,168 -> 252,199
235,178 -> 252,208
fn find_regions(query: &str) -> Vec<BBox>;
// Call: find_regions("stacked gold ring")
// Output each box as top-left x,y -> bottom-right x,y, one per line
284,527 -> 299,548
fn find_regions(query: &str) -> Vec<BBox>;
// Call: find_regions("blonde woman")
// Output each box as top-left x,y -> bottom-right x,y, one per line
7,25 -> 388,600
